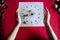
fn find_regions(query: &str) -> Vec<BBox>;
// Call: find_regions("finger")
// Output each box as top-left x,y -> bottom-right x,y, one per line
16,8 -> 21,24
43,8 -> 49,24
44,8 -> 48,21
44,8 -> 48,17
16,8 -> 19,18
15,8 -> 19,24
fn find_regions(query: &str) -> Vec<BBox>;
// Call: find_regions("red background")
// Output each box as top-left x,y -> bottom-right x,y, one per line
0,0 -> 60,40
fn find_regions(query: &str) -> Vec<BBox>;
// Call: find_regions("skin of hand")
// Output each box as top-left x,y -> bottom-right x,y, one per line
44,8 -> 58,40
7,8 -> 21,40
16,8 -> 21,25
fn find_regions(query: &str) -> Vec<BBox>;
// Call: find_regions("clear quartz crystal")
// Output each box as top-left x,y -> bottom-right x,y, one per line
56,0 -> 60,1
58,8 -> 60,12
55,4 -> 58,8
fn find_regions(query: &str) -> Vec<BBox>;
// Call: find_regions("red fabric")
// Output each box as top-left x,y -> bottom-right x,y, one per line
0,0 -> 60,40
15,27 -> 48,40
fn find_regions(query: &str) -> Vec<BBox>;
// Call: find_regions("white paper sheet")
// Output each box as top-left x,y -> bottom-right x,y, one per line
18,2 -> 44,27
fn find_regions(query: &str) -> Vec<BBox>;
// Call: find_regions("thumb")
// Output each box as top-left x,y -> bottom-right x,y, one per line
16,8 -> 21,25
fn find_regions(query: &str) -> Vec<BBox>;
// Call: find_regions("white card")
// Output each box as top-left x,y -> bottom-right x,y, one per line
18,2 -> 44,27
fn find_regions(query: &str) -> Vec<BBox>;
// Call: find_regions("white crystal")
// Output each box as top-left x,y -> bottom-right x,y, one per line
55,4 -> 58,8
58,8 -> 60,12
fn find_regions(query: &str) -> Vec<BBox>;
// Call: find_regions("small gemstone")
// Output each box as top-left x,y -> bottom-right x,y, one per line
23,17 -> 25,19
23,14 -> 28,17
31,13 -> 34,15
22,13 -> 24,14
31,21 -> 32,23
23,21 -> 26,24
28,10 -> 32,12
26,20 -> 28,22
2,4 -> 8,8
23,9 -> 25,11
35,20 -> 37,22
39,13 -> 40,15
38,17 -> 39,18
37,9 -> 39,11
1,2 -> 5,7
2,0 -> 4,3
0,10 -> 4,15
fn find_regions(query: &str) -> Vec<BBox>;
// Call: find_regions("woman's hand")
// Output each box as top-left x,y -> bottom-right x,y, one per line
44,8 -> 51,25
7,8 -> 21,40
44,8 -> 58,40
16,8 -> 21,25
